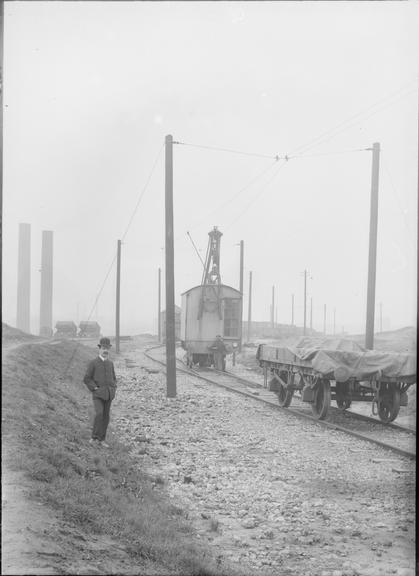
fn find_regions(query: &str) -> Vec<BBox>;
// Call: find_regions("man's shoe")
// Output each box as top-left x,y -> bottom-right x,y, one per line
100,441 -> 110,448
89,438 -> 99,445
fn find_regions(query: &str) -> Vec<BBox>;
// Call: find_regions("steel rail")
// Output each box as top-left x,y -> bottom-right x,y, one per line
143,346 -> 416,460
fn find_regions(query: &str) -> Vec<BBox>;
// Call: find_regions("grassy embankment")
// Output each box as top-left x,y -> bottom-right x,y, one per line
2,339 -> 236,576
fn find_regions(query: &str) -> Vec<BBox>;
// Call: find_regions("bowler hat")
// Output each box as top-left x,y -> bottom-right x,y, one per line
98,337 -> 112,348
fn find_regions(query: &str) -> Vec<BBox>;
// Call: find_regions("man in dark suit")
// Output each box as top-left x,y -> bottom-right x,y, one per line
210,334 -> 227,371
84,337 -> 117,447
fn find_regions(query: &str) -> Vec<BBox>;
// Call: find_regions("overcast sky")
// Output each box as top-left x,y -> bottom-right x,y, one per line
2,1 -> 418,337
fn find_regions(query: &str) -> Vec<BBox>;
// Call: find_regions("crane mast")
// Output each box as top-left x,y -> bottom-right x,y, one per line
198,227 -> 223,319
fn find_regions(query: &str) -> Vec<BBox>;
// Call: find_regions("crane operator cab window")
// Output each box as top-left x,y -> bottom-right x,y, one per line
223,298 -> 240,337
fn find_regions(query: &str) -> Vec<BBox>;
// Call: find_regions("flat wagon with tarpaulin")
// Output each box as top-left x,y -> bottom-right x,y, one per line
257,338 -> 416,422
180,227 -> 242,368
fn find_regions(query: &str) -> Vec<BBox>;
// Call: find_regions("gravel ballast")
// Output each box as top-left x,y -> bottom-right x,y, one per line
112,344 -> 415,576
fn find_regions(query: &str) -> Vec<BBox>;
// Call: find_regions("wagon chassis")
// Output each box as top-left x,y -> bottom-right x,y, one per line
261,360 -> 413,423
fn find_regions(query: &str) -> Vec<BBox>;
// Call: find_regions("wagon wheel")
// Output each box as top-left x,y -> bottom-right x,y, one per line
378,386 -> 401,423
311,379 -> 331,420
276,371 -> 294,408
336,382 -> 352,410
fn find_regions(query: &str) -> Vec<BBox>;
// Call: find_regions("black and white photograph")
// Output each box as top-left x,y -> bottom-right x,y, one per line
1,1 -> 417,575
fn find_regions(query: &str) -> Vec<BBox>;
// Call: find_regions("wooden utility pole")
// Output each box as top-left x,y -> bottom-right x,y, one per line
165,134 -> 176,397
310,297 -> 313,332
247,271 -> 252,342
379,301 -> 382,333
291,294 -> 294,326
115,239 -> 121,354
303,269 -> 307,335
365,142 -> 380,350
158,267 -> 161,342
333,308 -> 336,335
239,240 -> 244,351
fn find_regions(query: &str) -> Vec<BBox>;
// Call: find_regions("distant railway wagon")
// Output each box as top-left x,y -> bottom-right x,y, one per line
54,321 -> 77,338
257,338 -> 416,423
181,283 -> 242,368
78,321 -> 101,338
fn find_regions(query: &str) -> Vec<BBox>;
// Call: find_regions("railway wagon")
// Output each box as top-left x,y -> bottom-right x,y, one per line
181,284 -> 242,368
257,339 -> 416,423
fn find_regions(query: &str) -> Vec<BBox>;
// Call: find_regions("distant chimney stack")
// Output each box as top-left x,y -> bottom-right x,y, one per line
16,223 -> 31,333
39,230 -> 54,337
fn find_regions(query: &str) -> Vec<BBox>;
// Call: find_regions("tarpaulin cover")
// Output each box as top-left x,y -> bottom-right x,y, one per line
257,339 -> 416,381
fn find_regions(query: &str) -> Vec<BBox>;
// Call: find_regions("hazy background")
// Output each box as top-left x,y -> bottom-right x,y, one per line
2,1 -> 418,337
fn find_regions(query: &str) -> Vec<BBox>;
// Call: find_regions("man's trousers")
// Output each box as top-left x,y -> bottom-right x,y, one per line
92,397 -> 112,441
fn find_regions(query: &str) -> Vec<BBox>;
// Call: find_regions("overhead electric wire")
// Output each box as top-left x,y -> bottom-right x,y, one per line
174,140 -> 286,161
177,83 -> 417,234
224,159 -> 289,232
175,82 -> 417,164
186,231 -> 206,270
380,151 -> 416,248
289,82 -> 417,157
175,158 -> 280,242
62,143 -> 164,378
290,147 -> 370,158
121,143 -> 165,242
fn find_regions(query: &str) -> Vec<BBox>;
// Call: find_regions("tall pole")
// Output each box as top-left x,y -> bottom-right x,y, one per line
247,271 -> 252,342
323,304 -> 326,335
310,297 -> 313,332
303,269 -> 307,335
158,267 -> 161,342
365,142 -> 380,350
379,301 -> 382,333
165,134 -> 176,397
115,239 -> 121,354
239,240 -> 244,351
333,308 -> 336,335
291,294 -> 294,326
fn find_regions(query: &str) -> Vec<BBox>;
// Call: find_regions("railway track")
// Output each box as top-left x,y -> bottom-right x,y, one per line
144,346 -> 416,460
